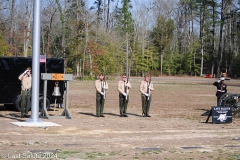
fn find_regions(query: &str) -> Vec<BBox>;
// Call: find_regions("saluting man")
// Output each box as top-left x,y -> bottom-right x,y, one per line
117,73 -> 131,117
18,67 -> 32,118
95,73 -> 109,117
213,77 -> 227,106
140,74 -> 154,117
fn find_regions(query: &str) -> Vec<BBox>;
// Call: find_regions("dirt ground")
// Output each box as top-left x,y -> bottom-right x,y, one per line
1,76 -> 240,160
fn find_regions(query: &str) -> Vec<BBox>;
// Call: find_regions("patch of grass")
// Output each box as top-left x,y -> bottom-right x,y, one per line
225,152 -> 240,160
141,151 -> 149,155
133,156 -> 139,159
85,152 -> 105,159
153,151 -> 161,154
22,142 -> 28,146
9,142 -> 15,146
57,154 -> 68,159
34,141 -> 40,144
109,151 -> 117,156
62,151 -> 79,154
217,149 -> 223,153
97,152 -> 105,156
140,150 -> 162,156
56,149 -> 61,151
108,150 -> 122,156
57,150 -> 79,159
169,150 -> 176,153
207,155 -> 213,158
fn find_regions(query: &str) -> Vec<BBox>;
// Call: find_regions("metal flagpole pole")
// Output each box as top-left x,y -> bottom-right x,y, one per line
27,0 -> 42,123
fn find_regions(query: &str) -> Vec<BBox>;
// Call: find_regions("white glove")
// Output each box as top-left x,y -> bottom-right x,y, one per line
24,70 -> 29,74
217,80 -> 221,83
144,93 -> 149,96
126,83 -> 130,87
123,93 -> 127,96
101,92 -> 105,95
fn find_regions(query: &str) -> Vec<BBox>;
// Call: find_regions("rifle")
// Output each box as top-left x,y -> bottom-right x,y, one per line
102,72 -> 106,99
124,74 -> 129,100
147,76 -> 151,101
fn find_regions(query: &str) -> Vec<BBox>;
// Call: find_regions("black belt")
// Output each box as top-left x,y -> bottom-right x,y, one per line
23,89 -> 31,91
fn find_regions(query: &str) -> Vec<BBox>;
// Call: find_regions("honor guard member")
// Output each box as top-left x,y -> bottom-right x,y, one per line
213,77 -> 227,106
117,74 -> 131,117
95,73 -> 109,117
18,67 -> 32,118
140,74 -> 154,117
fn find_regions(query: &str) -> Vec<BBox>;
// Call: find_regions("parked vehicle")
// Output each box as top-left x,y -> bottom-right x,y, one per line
0,56 -> 65,111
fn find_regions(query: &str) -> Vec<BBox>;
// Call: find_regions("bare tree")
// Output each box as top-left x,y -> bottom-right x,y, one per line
42,0 -> 58,57
9,0 -> 15,55
216,0 -> 233,78
22,0 -> 33,57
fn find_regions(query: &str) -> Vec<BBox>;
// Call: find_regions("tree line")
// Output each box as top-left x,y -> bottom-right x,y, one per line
1,0 -> 240,78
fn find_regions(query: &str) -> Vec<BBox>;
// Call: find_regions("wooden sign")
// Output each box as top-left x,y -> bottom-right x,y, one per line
52,74 -> 64,80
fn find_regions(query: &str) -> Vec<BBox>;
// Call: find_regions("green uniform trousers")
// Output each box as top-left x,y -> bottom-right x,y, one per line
119,94 -> 129,116
96,92 -> 105,117
141,94 -> 152,116
21,90 -> 31,116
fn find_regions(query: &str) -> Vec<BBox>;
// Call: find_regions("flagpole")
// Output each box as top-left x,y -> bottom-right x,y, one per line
27,0 -> 42,123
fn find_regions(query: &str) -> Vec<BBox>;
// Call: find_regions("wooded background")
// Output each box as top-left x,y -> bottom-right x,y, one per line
1,0 -> 240,78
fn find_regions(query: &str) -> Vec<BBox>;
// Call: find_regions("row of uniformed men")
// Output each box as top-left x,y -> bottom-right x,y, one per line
18,67 -> 154,118
95,73 -> 154,117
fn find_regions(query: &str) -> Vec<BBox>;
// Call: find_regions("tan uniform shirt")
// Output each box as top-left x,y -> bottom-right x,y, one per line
18,73 -> 32,90
118,80 -> 131,95
95,80 -> 109,93
140,81 -> 154,94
